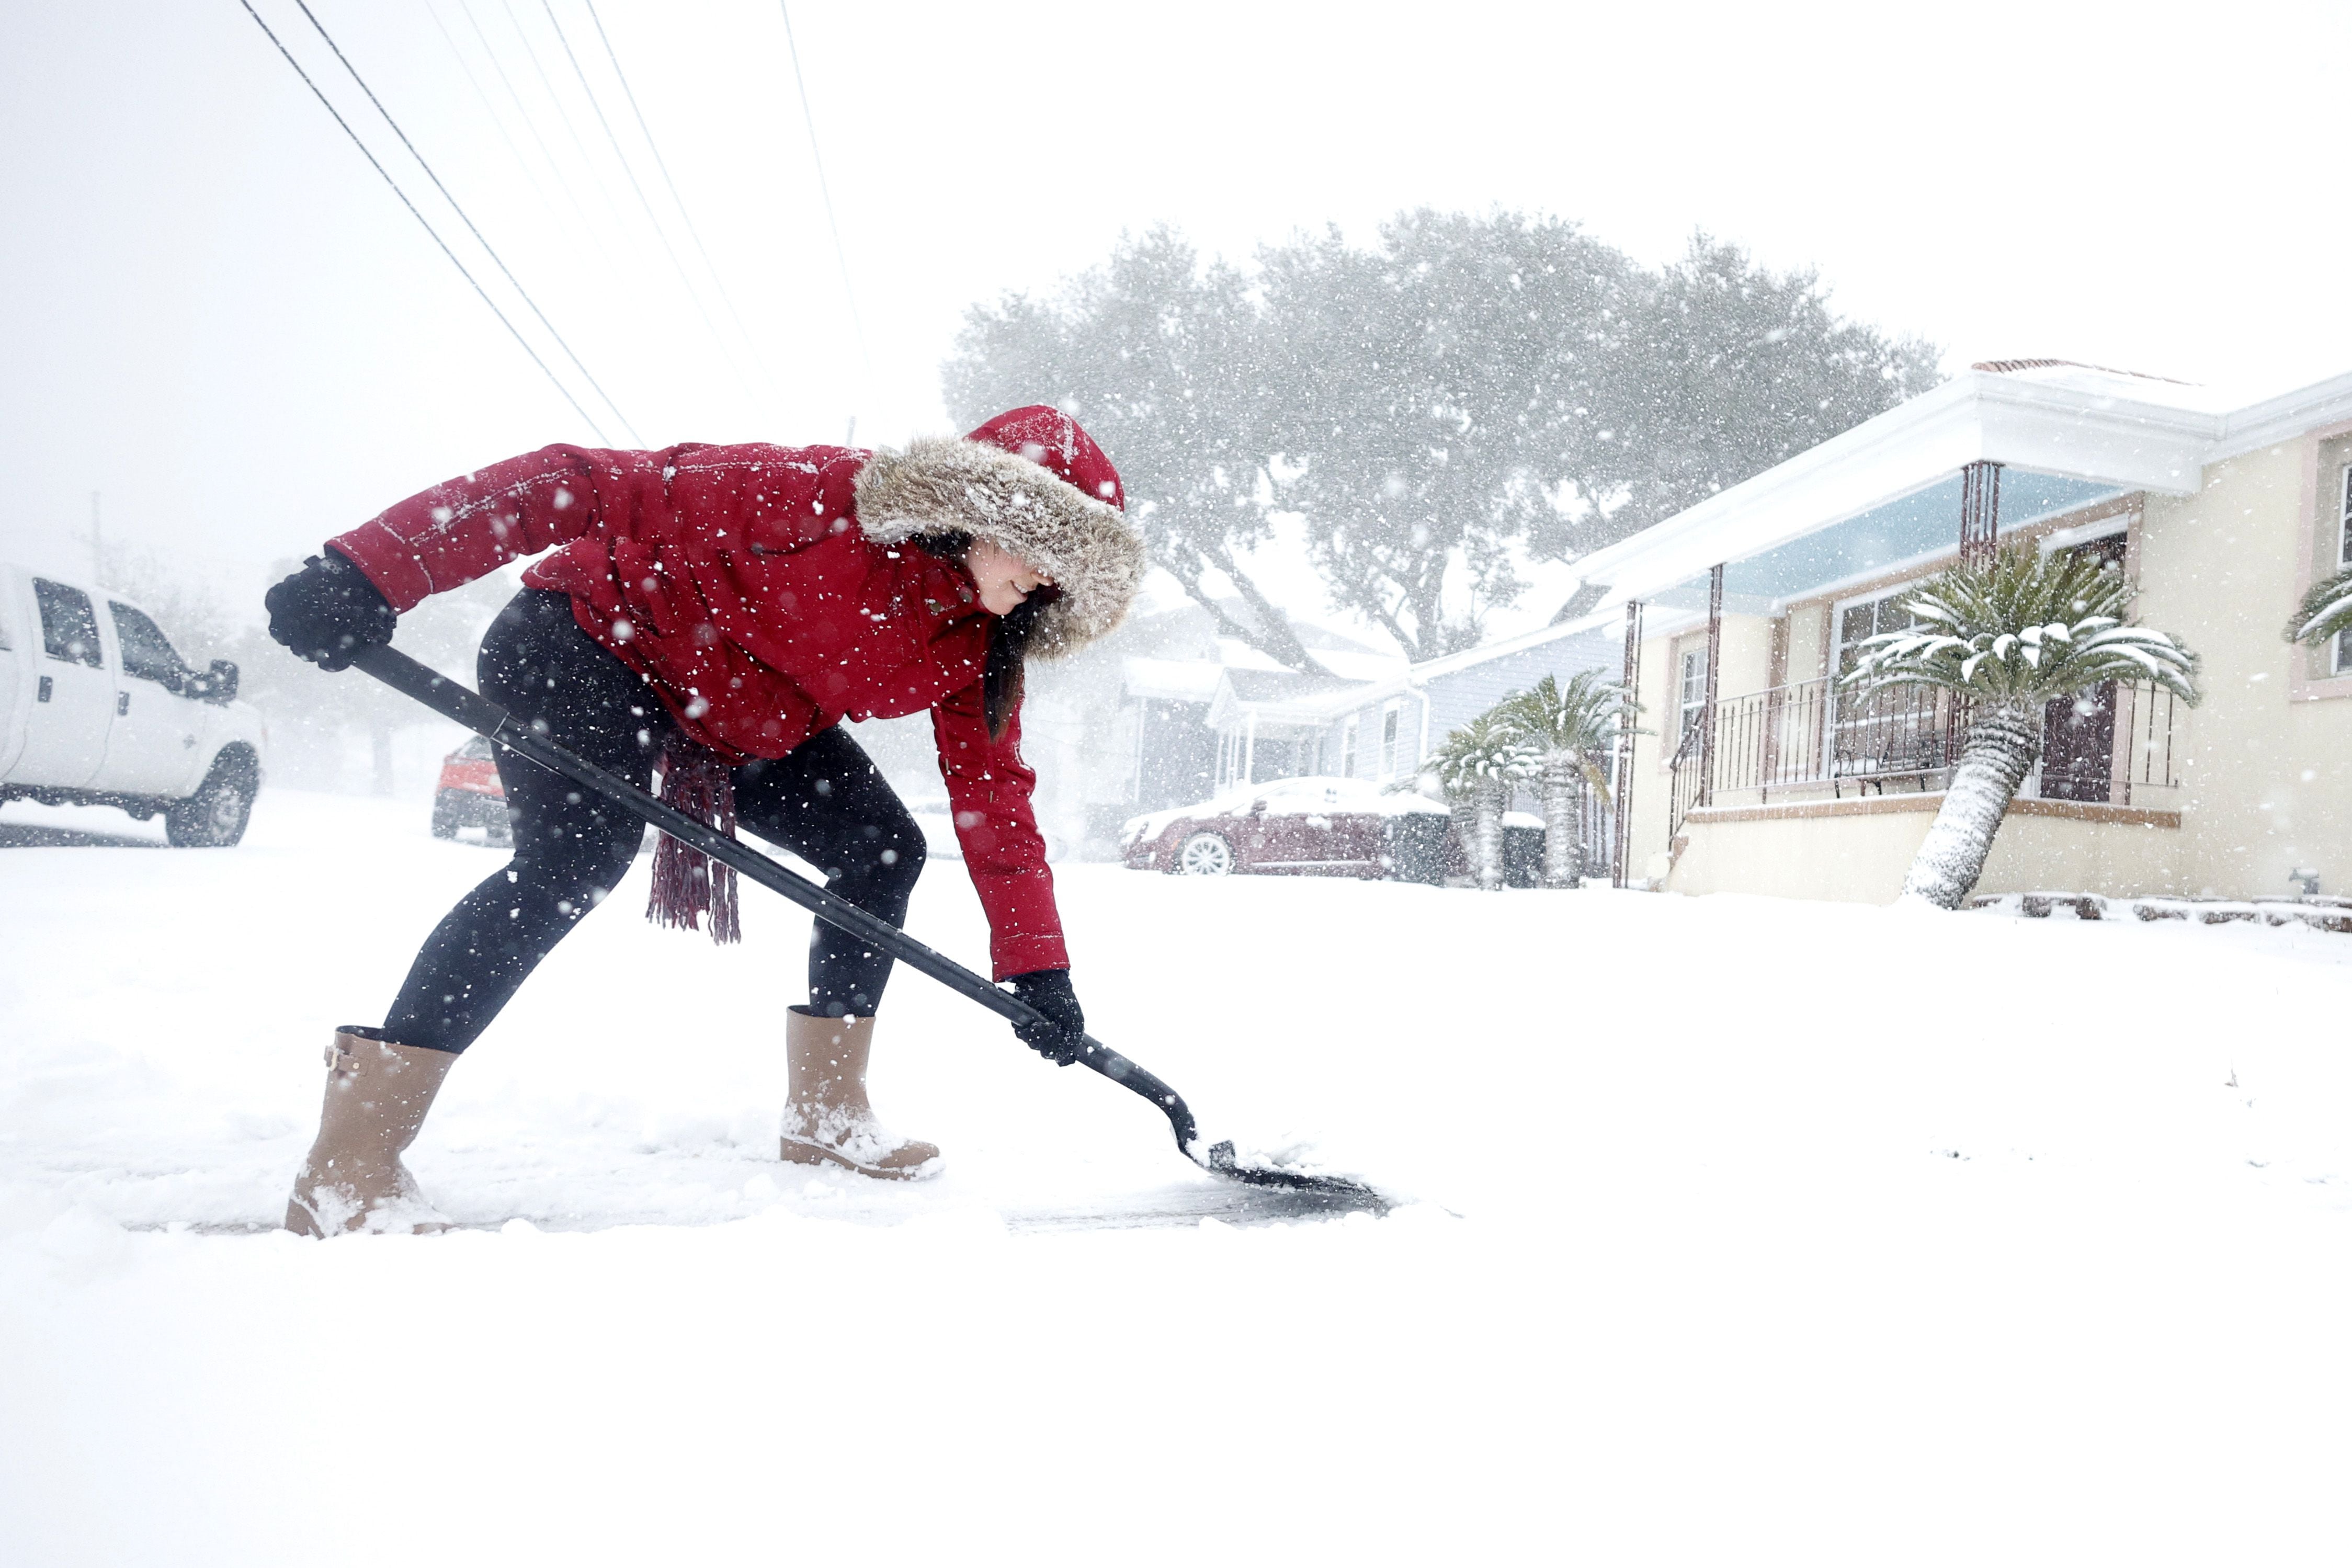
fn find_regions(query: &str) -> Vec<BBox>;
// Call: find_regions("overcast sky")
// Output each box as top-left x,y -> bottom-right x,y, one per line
6,0 -> 2350,638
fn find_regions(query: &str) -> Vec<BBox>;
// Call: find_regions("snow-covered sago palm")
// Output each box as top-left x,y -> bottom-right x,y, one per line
1429,713 -> 1537,890
1842,546 -> 2199,909
1498,672 -> 1639,889
2287,562 -> 2352,654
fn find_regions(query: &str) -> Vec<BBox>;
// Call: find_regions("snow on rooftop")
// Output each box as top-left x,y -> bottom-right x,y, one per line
1969,358 -> 2244,415
1122,657 -> 1228,703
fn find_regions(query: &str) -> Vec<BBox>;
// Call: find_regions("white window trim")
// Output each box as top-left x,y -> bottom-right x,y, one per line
1676,640 -> 1709,742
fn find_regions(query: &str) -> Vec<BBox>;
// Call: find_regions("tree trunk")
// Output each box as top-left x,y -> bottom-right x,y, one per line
1901,702 -> 2041,909
1161,550 -> 1335,677
1541,751 -> 1583,889
1473,779 -> 1506,891
1446,794 -> 1474,884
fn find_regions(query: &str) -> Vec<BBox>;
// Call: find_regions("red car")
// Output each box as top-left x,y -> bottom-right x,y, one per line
430,734 -> 510,845
1121,776 -> 1451,882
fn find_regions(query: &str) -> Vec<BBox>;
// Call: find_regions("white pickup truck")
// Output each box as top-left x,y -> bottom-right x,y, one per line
0,562 -> 265,846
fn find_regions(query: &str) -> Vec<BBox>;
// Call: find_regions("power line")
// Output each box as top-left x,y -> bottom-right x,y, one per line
436,0 -> 689,418
777,2 -> 870,376
493,0 -> 644,263
288,0 -> 641,442
453,0 -> 606,249
421,0 -> 570,242
537,0 -> 766,412
232,0 -> 613,442
580,0 -> 781,403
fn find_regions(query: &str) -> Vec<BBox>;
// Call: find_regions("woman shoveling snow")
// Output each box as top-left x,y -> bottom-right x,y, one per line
264,407 -> 1144,1235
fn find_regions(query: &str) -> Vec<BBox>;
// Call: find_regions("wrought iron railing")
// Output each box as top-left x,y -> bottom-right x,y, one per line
1666,676 -> 2181,845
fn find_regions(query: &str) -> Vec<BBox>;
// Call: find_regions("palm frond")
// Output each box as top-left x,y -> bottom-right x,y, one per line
1840,544 -> 2199,707
1493,670 -> 1644,755
2288,563 -> 2352,649
1428,711 -> 1539,796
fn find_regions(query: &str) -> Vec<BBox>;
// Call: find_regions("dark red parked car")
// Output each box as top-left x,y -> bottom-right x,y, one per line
1121,777 -> 1451,882
430,734 -> 510,845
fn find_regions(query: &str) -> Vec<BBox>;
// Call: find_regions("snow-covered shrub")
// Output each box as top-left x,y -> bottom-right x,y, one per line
1842,546 -> 2199,909
1428,714 -> 1537,890
1496,672 -> 1640,890
2288,563 -> 2352,652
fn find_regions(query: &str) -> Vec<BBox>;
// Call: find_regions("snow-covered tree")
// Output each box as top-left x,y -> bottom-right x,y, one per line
1548,235 -> 1942,547
1255,210 -> 1626,658
945,214 -> 1937,667
1497,671 -> 1638,889
1428,713 -> 1537,891
1843,547 -> 2199,909
946,228 -> 1333,676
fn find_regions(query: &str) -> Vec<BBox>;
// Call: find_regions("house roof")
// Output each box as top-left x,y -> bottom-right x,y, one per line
1121,626 -> 1406,707
1203,664 -> 1373,729
1406,606 -> 1627,681
1571,363 -> 2352,607
1122,657 -> 1228,703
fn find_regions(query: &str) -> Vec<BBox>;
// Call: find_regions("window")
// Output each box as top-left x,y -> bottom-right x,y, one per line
1380,703 -> 1401,776
109,601 -> 187,686
1340,714 -> 1359,778
1677,644 -> 1709,741
1832,584 -> 1938,780
2335,464 -> 2352,674
1832,589 -> 1929,684
35,579 -> 101,667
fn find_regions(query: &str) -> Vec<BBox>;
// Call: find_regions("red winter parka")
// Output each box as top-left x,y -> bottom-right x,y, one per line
327,406 -> 1145,980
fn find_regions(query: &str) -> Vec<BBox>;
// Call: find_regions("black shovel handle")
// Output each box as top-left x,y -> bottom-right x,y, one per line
350,643 -> 1202,1155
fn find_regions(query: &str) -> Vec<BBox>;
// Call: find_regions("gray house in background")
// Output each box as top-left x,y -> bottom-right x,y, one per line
1201,609 -> 1627,792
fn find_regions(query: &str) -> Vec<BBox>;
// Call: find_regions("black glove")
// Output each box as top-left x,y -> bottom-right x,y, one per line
1008,969 -> 1088,1065
265,549 -> 396,672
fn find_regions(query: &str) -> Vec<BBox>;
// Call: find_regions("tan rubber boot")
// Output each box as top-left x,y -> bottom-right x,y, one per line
780,1007 -> 941,1180
284,1030 -> 459,1236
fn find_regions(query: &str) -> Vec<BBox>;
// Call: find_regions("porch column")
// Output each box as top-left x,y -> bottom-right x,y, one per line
1699,563 -> 1724,808
1960,460 -> 2003,566
1244,708 -> 1258,785
1611,598 -> 1644,889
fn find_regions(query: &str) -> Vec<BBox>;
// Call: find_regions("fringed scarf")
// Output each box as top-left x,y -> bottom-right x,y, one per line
646,733 -> 741,945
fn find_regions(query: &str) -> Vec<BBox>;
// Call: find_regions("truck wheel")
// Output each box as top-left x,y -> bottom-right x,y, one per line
166,754 -> 257,847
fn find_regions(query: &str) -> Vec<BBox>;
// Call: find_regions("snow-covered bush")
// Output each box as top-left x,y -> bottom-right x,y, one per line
1428,713 -> 1537,890
2287,564 -> 2352,652
1496,672 -> 1639,889
1842,546 -> 2199,909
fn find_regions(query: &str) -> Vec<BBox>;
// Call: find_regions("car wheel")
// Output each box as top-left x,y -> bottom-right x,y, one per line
430,792 -> 460,839
165,755 -> 257,848
1176,831 -> 1235,876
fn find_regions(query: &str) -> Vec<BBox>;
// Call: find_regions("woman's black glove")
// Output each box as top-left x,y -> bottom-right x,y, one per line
1008,969 -> 1088,1065
265,549 -> 396,672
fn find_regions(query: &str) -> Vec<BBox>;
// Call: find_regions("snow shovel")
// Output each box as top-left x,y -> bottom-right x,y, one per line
351,643 -> 1383,1208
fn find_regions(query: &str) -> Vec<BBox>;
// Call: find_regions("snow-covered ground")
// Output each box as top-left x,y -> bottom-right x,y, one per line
6,788 -> 2352,1564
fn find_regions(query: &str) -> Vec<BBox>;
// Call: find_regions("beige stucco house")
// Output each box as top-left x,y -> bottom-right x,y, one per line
1572,360 -> 2352,904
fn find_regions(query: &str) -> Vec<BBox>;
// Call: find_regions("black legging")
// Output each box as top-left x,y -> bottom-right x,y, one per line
382,589 -> 926,1053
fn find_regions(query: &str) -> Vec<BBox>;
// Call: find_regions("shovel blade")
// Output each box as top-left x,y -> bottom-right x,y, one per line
1196,1139 -> 1391,1212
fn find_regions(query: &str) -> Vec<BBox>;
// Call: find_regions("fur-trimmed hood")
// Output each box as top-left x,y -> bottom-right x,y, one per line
853,413 -> 1144,658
